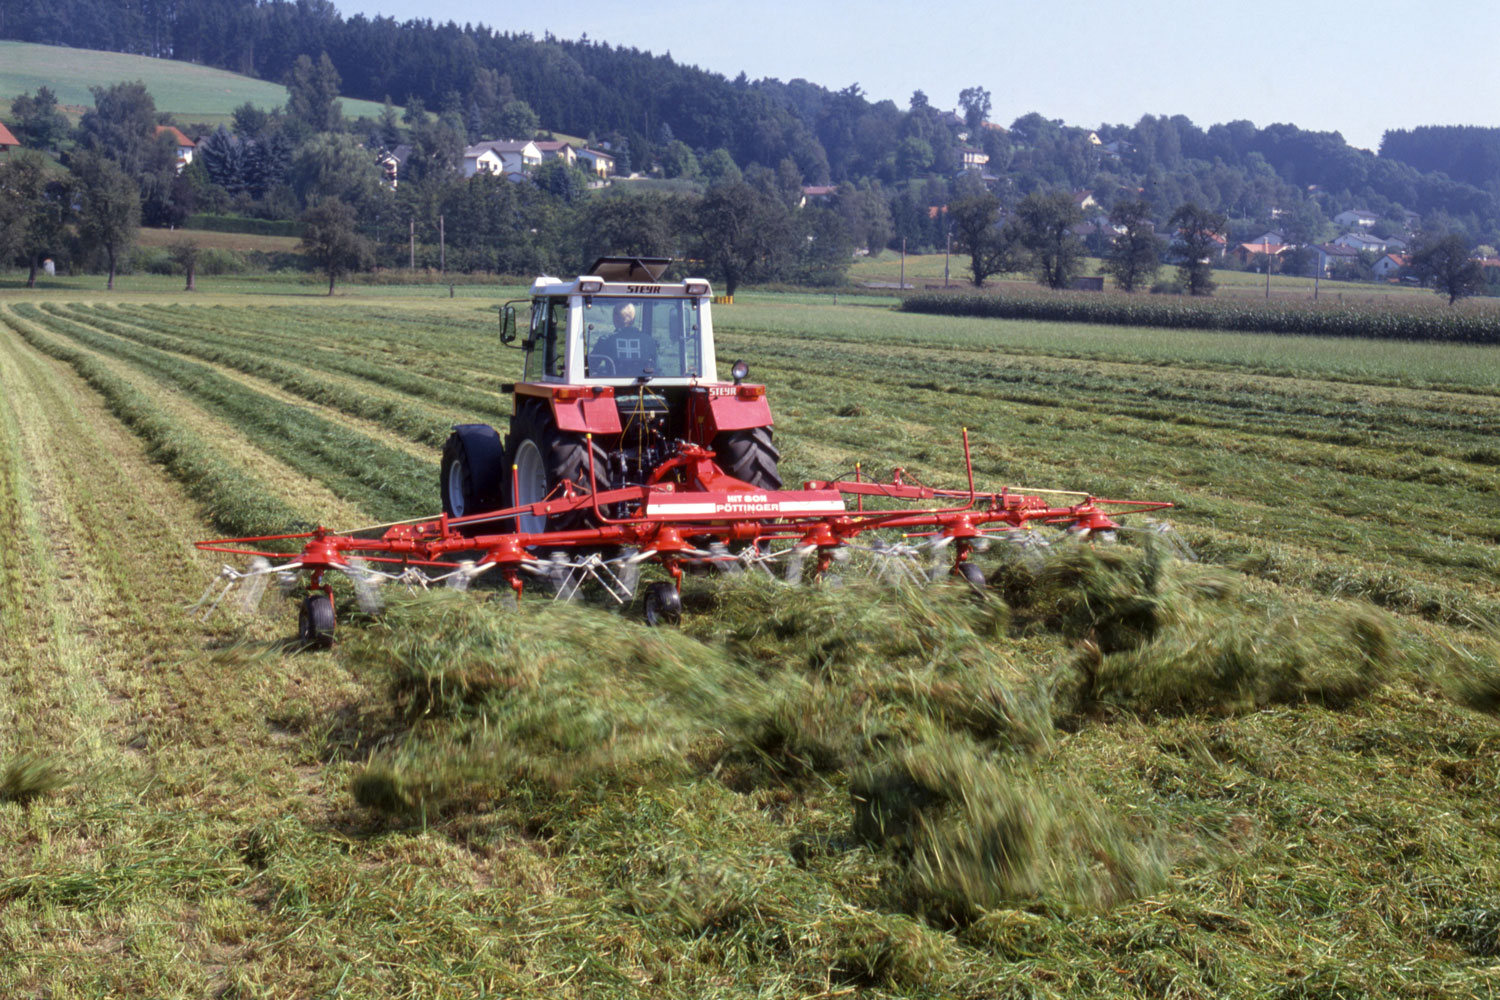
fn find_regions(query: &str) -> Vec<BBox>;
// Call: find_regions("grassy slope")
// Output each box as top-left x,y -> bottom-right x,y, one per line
1,288 -> 1499,996
0,40 -> 390,122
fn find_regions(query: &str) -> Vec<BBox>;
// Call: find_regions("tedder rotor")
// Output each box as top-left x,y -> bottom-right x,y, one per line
193,257 -> 1180,646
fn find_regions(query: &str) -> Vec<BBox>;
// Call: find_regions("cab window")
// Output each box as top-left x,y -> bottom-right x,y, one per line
523,297 -> 569,380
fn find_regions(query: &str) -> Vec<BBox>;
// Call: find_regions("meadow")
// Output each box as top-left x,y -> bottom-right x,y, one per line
0,40 -> 392,124
1,281 -> 1499,998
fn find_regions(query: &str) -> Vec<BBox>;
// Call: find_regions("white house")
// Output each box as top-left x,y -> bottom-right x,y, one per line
1372,253 -> 1408,280
462,140 -> 542,177
577,147 -> 615,178
1333,209 -> 1377,229
1308,242 -> 1363,276
155,125 -> 196,174
1332,231 -> 1386,253
533,140 -> 578,167
958,146 -> 989,169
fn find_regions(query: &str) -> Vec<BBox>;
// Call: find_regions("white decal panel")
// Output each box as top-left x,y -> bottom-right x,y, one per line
645,491 -> 846,519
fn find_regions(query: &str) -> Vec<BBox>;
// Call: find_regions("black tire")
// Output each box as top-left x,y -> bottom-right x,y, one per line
643,582 -> 682,626
502,402 -> 614,533
956,561 -> 987,593
713,426 -> 781,490
298,593 -> 335,649
441,424 -> 506,523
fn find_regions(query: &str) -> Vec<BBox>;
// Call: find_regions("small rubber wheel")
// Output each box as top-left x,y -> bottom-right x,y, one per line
956,562 -> 987,593
298,593 -> 335,649
643,582 -> 682,627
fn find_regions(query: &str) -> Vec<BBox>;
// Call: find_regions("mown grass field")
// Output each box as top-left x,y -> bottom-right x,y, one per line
1,284 -> 1499,998
848,252 -> 1441,302
0,40 -> 391,123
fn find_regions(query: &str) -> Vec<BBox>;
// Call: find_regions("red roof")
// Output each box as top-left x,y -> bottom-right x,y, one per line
155,125 -> 195,148
0,121 -> 18,147
801,185 -> 836,197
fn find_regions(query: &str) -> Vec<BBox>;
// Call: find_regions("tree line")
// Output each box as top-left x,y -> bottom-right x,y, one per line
6,0 -> 1500,249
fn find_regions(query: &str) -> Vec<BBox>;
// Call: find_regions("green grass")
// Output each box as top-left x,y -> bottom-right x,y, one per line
2,286 -> 1499,996
0,40 -> 391,122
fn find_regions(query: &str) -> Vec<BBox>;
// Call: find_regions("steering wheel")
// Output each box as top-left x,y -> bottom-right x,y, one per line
588,352 -> 616,376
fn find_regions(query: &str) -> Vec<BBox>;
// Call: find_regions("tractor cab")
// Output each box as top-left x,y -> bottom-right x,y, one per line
504,256 -> 718,387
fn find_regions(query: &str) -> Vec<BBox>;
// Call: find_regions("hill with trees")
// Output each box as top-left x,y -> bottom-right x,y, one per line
4,1 -> 1500,294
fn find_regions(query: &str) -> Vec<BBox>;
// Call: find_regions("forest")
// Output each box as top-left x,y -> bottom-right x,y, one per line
5,0 -> 1500,282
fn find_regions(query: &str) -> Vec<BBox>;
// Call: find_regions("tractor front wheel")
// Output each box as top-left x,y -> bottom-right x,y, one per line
713,426 -> 781,490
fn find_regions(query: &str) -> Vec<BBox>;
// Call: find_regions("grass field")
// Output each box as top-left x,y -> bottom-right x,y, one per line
0,41 -> 391,123
849,252 -> 1441,302
1,282 -> 1499,997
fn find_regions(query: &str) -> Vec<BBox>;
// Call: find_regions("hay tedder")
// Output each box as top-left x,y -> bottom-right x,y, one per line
194,258 -> 1179,646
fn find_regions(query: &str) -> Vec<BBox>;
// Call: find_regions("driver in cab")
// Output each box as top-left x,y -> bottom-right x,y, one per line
590,302 -> 657,378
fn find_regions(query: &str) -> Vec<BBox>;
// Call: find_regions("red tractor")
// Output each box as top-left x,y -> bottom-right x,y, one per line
196,257 -> 1177,644
440,256 -> 780,535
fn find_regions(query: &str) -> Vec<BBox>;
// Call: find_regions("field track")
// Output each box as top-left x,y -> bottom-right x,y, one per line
3,292 -> 1500,997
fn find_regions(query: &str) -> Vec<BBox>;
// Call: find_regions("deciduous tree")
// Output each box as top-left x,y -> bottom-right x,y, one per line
1102,199 -> 1163,292
74,153 -> 140,290
1015,189 -> 1084,289
0,150 -> 73,287
1408,233 -> 1486,304
949,192 -> 1019,287
300,199 -> 371,295
693,182 -> 791,296
1169,202 -> 1226,296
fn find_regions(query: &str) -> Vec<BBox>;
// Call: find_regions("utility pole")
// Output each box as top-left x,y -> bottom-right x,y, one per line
944,230 -> 951,288
900,237 -> 906,290
1265,243 -> 1272,299
439,214 -> 446,275
409,218 -> 415,270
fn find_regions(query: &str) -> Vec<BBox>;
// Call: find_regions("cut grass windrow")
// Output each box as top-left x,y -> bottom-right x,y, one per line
44,303 -> 479,449
10,304 -> 433,526
1,309 -> 304,538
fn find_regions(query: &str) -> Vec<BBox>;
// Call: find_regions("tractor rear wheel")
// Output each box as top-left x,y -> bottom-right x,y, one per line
503,403 -> 614,533
713,426 -> 781,490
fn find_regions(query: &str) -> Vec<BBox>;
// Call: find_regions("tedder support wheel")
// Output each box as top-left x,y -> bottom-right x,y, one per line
643,582 -> 682,627
298,592 -> 336,649
956,562 -> 987,593
713,427 -> 781,490
503,402 -> 613,533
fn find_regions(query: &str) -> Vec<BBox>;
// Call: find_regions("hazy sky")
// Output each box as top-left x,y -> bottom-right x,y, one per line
340,0 -> 1497,151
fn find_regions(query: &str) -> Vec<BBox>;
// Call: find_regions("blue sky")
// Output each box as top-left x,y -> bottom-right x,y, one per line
340,0 -> 1498,151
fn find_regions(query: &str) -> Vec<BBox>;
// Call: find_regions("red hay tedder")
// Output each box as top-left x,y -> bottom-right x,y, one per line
194,258 -> 1179,646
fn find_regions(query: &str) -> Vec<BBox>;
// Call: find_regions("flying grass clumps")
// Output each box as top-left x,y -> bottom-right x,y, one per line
0,753 -> 66,805
1017,544 -> 1398,717
853,730 -> 1165,920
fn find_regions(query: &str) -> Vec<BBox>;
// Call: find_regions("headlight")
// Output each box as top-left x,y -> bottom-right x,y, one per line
731,359 -> 750,384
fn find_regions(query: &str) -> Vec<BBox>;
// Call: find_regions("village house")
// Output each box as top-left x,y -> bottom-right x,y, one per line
1372,253 -> 1408,280
1228,241 -> 1294,267
1308,242 -> 1363,276
0,120 -> 18,153
958,146 -> 989,170
798,185 -> 836,208
375,144 -> 411,189
1333,209 -> 1377,229
576,147 -> 614,178
1331,231 -> 1386,253
462,140 -> 542,177
532,140 -> 577,167
155,125 -> 196,173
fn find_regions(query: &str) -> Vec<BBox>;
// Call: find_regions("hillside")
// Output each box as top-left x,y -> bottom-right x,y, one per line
0,40 -> 390,124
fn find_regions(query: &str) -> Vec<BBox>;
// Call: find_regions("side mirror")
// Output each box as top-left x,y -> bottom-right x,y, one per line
499,303 -> 518,344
